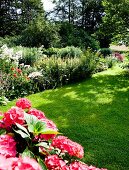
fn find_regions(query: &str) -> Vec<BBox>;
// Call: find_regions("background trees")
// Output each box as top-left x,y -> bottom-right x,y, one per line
0,0 -> 129,48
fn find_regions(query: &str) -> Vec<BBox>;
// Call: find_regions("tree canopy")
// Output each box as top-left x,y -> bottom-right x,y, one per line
0,0 -> 129,47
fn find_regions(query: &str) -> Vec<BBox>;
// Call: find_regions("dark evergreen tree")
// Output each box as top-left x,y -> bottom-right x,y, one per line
0,0 -> 44,37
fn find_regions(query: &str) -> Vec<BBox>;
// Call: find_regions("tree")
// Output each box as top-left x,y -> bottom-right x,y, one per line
97,0 -> 129,47
20,16 -> 60,48
0,0 -> 44,37
51,0 -> 104,33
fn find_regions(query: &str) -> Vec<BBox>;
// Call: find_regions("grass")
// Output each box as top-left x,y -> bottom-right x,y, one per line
1,66 -> 129,170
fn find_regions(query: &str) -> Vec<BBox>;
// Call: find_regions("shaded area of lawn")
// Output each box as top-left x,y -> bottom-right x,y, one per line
1,67 -> 129,170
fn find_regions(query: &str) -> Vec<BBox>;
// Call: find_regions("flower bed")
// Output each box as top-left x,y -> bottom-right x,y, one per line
0,98 -> 107,170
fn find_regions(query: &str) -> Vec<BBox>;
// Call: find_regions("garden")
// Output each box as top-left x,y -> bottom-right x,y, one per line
0,0 -> 129,169
0,43 -> 129,170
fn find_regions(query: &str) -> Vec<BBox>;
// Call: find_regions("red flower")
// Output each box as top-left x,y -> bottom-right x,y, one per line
13,73 -> 17,78
45,155 -> 66,170
16,68 -> 22,74
52,136 -> 84,159
7,157 -> 42,170
39,118 -> 58,140
3,106 -> 25,127
11,67 -> 15,71
0,135 -> 16,158
28,108 -> 46,119
16,98 -> 31,109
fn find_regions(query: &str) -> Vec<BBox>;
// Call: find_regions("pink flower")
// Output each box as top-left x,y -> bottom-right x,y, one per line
52,136 -> 84,159
0,154 -> 8,170
39,118 -> 58,140
0,112 -> 5,129
3,106 -> 25,127
7,157 -> 42,170
69,161 -> 107,170
28,108 -> 46,119
16,98 -> 31,109
45,155 -> 66,170
0,135 -> 16,158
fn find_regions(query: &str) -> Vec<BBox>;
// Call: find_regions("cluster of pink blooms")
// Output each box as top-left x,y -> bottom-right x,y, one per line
52,136 -> 84,159
0,98 -> 107,170
45,155 -> 107,170
0,154 -> 42,170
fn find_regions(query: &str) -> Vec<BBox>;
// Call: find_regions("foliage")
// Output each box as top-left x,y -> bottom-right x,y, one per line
51,0 -> 104,33
35,49 -> 98,90
97,0 -> 129,47
0,98 -> 107,170
19,17 -> 60,48
58,22 -> 100,49
15,46 -> 42,66
0,45 -> 34,100
42,46 -> 83,58
58,46 -> 83,58
98,48 -> 112,57
0,0 -> 44,37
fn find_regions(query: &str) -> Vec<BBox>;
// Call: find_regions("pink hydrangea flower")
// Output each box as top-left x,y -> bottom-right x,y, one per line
28,108 -> 46,119
39,118 -> 58,140
52,136 -> 84,159
7,157 -> 42,170
69,161 -> 107,170
45,155 -> 67,170
0,134 -> 16,158
3,106 -> 25,127
16,98 -> 31,109
0,154 -> 8,170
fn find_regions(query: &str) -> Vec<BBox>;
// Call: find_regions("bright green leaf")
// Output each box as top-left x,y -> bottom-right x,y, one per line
40,128 -> 59,135
22,147 -> 35,158
0,129 -> 6,135
37,157 -> 47,170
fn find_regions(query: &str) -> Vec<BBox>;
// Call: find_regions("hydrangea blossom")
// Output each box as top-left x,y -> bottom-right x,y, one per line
0,135 -> 16,158
7,157 -> 42,170
45,155 -> 67,170
16,98 -> 31,109
52,136 -> 84,159
0,156 -> 42,170
28,108 -> 46,119
3,106 -> 25,127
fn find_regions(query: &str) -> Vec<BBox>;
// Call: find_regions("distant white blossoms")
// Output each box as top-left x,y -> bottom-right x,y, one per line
0,44 -> 22,64
28,71 -> 43,79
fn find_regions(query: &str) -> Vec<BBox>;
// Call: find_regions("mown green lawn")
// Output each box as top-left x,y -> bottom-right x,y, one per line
1,66 -> 129,170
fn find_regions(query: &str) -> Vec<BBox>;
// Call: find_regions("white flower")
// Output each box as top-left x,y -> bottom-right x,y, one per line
28,72 -> 43,78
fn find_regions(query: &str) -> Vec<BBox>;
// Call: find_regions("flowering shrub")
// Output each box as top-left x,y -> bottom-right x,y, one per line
0,98 -> 107,170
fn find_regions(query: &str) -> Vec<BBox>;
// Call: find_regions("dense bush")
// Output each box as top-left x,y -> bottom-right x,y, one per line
98,48 -> 112,57
34,49 -> 98,90
1,44 -> 117,101
0,45 -> 34,101
15,46 -> 41,66
42,46 -> 83,59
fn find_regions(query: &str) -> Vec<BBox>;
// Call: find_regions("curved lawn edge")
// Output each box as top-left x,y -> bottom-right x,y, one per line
1,66 -> 129,170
